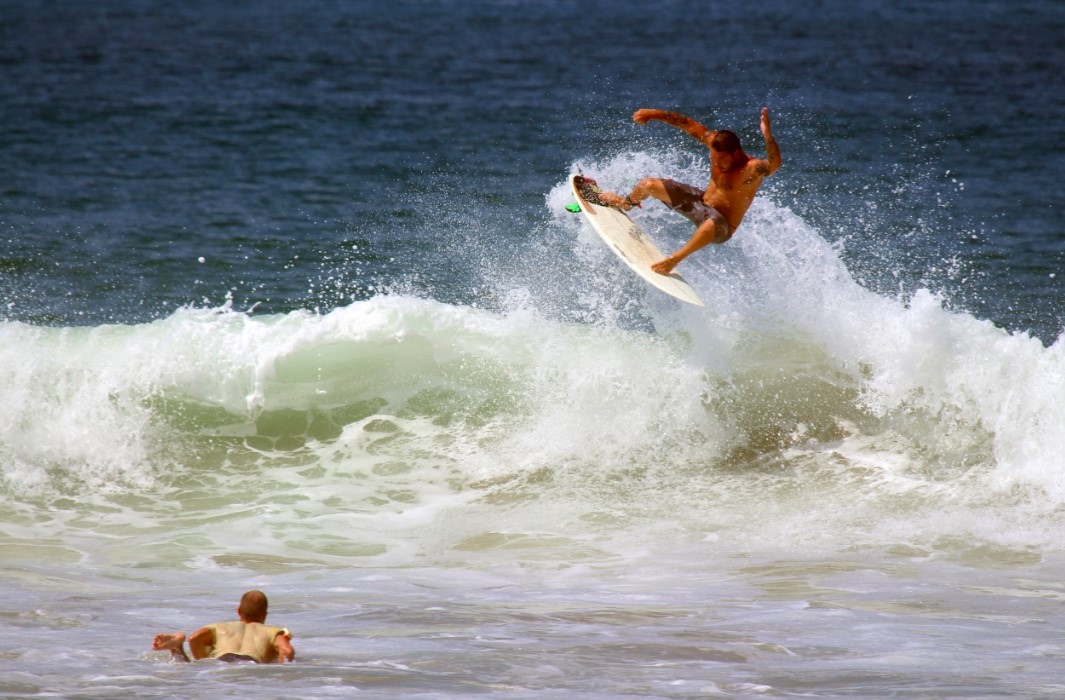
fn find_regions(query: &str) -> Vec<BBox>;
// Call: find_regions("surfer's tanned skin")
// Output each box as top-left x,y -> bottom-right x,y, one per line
599,108 -> 781,275
151,590 -> 295,664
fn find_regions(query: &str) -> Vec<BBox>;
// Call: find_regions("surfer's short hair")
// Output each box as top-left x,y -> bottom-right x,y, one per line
711,130 -> 742,153
239,590 -> 269,622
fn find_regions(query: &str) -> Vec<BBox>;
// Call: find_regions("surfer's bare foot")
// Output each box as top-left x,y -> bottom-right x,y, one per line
651,256 -> 679,275
598,192 -> 634,211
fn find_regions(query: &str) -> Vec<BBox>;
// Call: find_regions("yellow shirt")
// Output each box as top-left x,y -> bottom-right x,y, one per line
204,621 -> 291,663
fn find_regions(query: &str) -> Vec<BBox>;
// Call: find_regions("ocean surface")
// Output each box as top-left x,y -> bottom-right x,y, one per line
2,0 -> 1065,697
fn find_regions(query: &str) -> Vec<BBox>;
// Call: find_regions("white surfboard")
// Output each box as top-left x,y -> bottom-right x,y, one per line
569,174 -> 705,307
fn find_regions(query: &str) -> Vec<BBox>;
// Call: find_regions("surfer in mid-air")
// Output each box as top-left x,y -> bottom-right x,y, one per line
598,108 -> 781,275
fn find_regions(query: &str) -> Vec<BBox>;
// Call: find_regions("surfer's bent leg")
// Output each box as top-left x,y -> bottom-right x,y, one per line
651,205 -> 731,275
597,177 -> 732,273
599,178 -> 669,211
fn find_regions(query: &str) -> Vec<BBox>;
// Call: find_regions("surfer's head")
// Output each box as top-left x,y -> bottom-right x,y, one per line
710,130 -> 745,170
710,130 -> 742,154
238,590 -> 269,623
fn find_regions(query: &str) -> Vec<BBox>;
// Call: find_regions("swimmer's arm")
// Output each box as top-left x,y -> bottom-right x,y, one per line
633,109 -> 715,144
187,626 -> 214,660
758,108 -> 781,175
273,632 -> 295,663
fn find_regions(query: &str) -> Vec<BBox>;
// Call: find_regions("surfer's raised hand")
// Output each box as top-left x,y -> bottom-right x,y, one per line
760,108 -> 773,138
633,109 -> 655,125
760,108 -> 782,174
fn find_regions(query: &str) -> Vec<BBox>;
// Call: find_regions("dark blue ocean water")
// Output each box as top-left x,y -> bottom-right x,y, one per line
3,0 -> 1063,337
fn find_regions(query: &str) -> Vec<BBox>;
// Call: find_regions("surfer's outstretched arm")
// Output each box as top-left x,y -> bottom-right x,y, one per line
152,632 -> 191,662
633,109 -> 716,146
